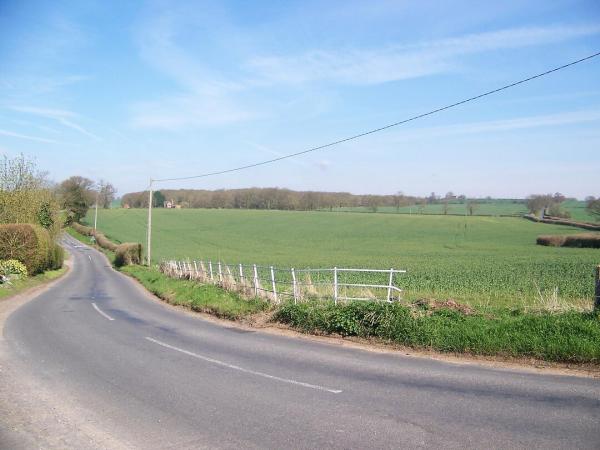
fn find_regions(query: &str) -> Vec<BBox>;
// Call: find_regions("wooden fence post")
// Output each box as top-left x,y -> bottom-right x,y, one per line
218,262 -> 223,283
595,265 -> 600,311
209,261 -> 214,281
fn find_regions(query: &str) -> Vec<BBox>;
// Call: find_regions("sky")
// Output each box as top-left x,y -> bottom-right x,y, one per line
0,0 -> 599,199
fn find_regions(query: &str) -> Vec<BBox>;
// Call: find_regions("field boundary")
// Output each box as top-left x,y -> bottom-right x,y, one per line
161,259 -> 406,304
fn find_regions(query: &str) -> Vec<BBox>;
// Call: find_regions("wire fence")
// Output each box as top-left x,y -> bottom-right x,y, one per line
159,260 -> 406,304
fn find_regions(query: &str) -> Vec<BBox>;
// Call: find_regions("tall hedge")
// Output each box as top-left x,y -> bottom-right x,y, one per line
114,243 -> 142,267
0,223 -> 62,274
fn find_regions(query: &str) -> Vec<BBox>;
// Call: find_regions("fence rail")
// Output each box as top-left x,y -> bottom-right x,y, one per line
160,260 -> 406,304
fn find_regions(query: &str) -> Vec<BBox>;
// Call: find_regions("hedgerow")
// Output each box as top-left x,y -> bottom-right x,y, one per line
274,300 -> 600,363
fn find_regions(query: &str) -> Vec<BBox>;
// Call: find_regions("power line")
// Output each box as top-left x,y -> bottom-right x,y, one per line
153,51 -> 600,183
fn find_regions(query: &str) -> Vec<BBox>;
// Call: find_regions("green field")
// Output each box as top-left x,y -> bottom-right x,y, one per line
322,199 -> 597,221
324,200 -> 528,216
85,208 -> 599,307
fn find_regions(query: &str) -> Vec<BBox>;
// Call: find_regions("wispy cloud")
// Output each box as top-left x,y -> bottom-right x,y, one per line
131,7 -> 256,130
9,105 -> 101,140
248,24 -> 600,85
131,95 -> 257,130
0,128 -> 61,144
388,109 -> 600,141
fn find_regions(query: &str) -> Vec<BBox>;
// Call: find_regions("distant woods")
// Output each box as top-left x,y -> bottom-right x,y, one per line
122,188 -> 497,213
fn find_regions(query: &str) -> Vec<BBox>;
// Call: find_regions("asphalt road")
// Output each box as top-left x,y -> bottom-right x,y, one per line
2,235 -> 599,449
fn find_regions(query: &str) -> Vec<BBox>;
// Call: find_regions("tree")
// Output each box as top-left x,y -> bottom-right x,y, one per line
526,194 -> 554,217
0,153 -> 47,191
466,200 -> 478,216
98,180 -> 117,209
153,191 -> 166,207
58,176 -> 95,222
587,198 -> 600,220
0,154 -> 59,235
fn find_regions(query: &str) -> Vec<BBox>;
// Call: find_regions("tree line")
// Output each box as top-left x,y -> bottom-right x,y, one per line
0,154 -> 117,229
122,188 -> 511,214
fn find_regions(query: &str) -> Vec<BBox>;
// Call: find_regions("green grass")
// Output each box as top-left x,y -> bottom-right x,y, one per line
85,208 -> 600,307
0,265 -> 67,300
121,265 -> 268,319
561,199 -> 599,223
275,301 -> 600,363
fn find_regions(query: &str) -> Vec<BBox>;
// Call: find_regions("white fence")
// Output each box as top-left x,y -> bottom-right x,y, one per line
160,260 -> 406,304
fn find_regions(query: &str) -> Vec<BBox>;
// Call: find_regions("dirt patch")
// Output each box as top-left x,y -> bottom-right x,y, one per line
412,298 -> 475,315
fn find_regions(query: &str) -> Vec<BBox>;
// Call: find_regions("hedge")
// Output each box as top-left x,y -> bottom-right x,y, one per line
71,221 -> 93,236
0,223 -> 62,274
71,222 -> 142,267
114,243 -> 142,267
537,234 -> 600,248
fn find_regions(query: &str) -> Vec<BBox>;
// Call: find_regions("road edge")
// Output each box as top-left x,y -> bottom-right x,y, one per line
69,235 -> 600,378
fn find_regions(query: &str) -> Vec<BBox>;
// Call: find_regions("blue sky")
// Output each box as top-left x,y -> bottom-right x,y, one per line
1,0 -> 599,198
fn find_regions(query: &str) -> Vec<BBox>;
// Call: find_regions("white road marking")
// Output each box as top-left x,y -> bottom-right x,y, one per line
92,303 -> 115,321
88,255 -> 92,261
145,337 -> 342,394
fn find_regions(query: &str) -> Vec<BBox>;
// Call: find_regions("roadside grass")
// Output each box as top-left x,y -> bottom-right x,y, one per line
274,300 -> 600,363
121,265 -> 269,320
0,266 -> 67,301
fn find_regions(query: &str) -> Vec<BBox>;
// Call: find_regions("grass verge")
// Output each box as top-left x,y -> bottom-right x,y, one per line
0,266 -> 67,301
120,265 -> 269,320
274,301 -> 600,363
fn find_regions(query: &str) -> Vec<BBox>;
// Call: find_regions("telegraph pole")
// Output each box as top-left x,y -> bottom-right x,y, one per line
147,179 -> 153,266
94,190 -> 99,233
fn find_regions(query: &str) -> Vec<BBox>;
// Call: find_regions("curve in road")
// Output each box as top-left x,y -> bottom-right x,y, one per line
3,235 -> 600,449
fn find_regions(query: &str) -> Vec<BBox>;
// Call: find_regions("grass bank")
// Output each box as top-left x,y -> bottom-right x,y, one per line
121,265 -> 268,320
274,301 -> 600,363
0,266 -> 67,301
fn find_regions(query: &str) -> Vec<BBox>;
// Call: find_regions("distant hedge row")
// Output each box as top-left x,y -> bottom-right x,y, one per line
537,234 -> 600,249
0,224 -> 63,274
71,222 -> 142,266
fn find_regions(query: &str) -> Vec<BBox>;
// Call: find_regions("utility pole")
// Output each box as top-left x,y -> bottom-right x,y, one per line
147,179 -> 153,266
94,190 -> 99,234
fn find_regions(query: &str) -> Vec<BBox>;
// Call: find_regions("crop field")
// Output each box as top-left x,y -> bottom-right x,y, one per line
85,208 -> 599,307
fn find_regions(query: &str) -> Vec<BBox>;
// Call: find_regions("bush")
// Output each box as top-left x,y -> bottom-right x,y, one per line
48,243 -> 64,270
114,243 -> 142,267
0,259 -> 28,278
537,234 -> 600,248
0,224 -> 54,274
536,235 -> 567,247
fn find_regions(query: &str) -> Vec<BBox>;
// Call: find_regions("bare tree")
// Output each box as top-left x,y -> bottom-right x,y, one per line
98,180 -> 117,209
587,198 -> 600,221
466,200 -> 478,216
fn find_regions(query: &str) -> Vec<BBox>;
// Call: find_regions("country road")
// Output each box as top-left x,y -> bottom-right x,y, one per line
1,235 -> 599,449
